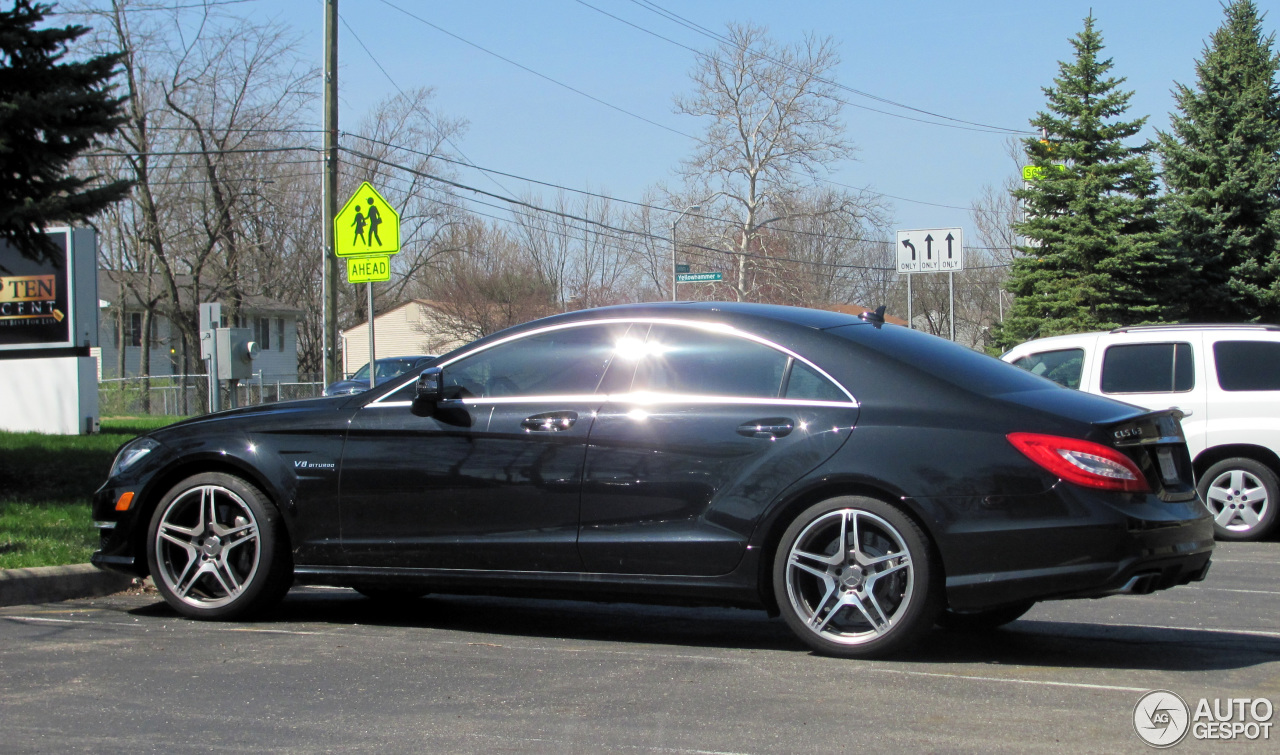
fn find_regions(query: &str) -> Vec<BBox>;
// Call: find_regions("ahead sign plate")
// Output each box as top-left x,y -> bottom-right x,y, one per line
896,228 -> 964,273
346,255 -> 391,283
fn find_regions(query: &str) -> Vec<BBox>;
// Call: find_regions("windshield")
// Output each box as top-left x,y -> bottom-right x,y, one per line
349,358 -> 421,382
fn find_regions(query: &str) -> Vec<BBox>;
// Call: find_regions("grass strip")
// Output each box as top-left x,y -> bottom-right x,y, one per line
0,417 -> 182,569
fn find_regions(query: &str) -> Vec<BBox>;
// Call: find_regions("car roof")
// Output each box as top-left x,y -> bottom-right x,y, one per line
516,301 -> 872,331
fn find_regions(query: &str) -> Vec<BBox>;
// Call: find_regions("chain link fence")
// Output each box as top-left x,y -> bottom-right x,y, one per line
99,374 -> 325,417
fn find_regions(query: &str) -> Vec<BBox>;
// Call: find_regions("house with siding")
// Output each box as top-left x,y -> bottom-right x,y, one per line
340,300 -> 464,378
97,271 -> 303,382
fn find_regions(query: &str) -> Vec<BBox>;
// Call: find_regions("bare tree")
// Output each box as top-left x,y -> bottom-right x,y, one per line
421,219 -> 558,346
674,23 -> 856,302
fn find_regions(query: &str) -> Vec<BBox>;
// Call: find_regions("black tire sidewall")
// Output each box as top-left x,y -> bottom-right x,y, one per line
146,471 -> 291,620
1197,458 -> 1280,542
771,495 -> 940,658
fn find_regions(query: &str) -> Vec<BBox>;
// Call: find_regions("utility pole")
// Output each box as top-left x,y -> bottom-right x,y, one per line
322,0 -> 340,386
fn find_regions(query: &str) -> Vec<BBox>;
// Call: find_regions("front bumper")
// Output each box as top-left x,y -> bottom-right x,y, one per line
90,482 -> 149,577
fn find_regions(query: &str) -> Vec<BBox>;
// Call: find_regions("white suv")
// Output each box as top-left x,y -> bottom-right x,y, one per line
1002,324 -> 1280,541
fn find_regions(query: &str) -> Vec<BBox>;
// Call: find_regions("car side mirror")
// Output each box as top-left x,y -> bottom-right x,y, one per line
415,366 -> 443,403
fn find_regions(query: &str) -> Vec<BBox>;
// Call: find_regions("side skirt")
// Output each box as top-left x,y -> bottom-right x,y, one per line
292,564 -> 764,610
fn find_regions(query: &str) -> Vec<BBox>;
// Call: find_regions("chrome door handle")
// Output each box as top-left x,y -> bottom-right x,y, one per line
522,411 -> 578,432
737,419 -> 794,439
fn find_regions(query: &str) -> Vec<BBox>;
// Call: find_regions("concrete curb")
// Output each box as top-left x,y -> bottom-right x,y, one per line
0,564 -> 134,608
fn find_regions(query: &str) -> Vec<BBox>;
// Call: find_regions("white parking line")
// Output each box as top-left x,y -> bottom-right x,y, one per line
1188,586 -> 1280,596
1080,620 -> 1280,639
3,616 -> 334,636
865,668 -> 1148,693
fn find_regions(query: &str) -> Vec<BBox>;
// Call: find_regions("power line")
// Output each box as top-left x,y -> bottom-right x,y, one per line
373,0 -> 695,140
628,0 -> 1034,135
574,0 -> 1024,136
366,1 -> 1006,218
341,145 -> 922,272
342,132 -> 1016,250
85,145 -> 316,158
337,11 -> 521,201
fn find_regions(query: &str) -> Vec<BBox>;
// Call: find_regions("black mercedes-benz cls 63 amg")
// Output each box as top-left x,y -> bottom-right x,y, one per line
92,302 -> 1213,658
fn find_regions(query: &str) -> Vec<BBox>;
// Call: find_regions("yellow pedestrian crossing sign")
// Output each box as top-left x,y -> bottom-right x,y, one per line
335,182 -> 400,257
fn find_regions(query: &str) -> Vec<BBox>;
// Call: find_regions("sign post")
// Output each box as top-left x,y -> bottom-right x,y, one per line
335,182 -> 401,387
896,228 -> 964,339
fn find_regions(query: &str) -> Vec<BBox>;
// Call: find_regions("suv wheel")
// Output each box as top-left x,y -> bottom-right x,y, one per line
1198,457 -> 1279,541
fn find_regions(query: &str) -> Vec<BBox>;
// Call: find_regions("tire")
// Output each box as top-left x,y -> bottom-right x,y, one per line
353,586 -> 429,602
1197,457 -> 1280,541
937,601 -> 1035,631
772,496 -> 941,659
146,472 -> 293,620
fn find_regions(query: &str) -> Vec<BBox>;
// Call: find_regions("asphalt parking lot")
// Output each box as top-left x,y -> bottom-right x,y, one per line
1,541 -> 1277,754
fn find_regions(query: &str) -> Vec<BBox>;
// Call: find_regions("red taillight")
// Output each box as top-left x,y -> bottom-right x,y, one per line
1007,432 -> 1150,493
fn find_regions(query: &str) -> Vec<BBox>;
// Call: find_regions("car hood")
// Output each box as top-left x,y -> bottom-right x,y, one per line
151,395 -> 355,435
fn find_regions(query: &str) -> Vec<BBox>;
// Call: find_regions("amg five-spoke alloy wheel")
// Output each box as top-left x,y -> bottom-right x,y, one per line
146,472 -> 292,619
773,496 -> 940,658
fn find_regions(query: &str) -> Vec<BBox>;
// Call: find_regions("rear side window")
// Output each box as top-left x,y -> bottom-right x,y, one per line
784,360 -> 849,402
1101,343 -> 1194,394
628,325 -> 789,398
1214,341 -> 1280,391
1010,348 -> 1085,389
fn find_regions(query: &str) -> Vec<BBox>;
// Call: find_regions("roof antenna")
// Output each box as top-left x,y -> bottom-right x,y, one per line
860,305 -> 887,327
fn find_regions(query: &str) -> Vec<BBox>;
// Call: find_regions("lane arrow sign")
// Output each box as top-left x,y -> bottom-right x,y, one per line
924,234 -> 934,260
902,238 -> 916,260
945,233 -> 955,258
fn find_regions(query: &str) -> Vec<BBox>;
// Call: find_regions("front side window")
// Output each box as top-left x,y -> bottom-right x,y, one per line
1011,348 -> 1085,389
1101,342 -> 1194,394
625,325 -> 790,398
1214,340 -> 1280,391
443,323 -> 631,399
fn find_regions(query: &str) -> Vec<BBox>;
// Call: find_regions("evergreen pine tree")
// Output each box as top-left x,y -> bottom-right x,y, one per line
995,16 -> 1172,349
0,1 -> 131,263
1158,0 -> 1280,323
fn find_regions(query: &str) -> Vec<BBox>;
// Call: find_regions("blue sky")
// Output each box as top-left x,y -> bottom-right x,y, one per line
257,0 -> 1256,232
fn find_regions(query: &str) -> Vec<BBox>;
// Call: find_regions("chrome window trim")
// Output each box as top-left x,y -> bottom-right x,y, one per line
367,317 -> 857,407
367,392 -> 859,410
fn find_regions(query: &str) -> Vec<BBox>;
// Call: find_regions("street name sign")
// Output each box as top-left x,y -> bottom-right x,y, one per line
896,228 -> 964,273
335,182 -> 400,257
346,255 -> 391,283
675,264 -> 690,274
676,272 -> 722,283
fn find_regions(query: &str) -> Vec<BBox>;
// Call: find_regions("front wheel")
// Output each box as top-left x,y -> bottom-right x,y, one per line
1198,458 -> 1279,541
772,496 -> 941,659
146,472 -> 293,620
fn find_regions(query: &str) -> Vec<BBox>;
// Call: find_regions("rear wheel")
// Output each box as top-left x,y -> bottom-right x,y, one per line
1198,458 -> 1279,541
937,601 -> 1035,631
772,496 -> 940,659
146,472 -> 292,620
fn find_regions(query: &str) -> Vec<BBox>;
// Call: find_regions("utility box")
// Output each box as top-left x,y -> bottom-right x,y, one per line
215,328 -> 259,380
